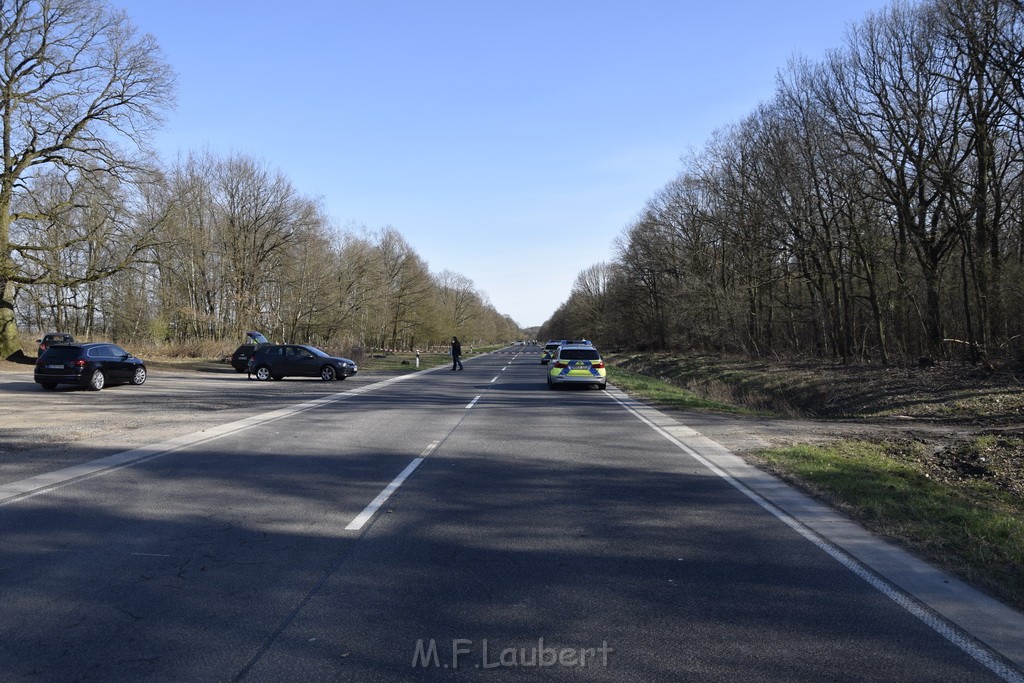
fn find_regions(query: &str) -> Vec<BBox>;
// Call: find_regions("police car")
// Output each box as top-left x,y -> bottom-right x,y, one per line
539,340 -> 562,365
546,343 -> 607,389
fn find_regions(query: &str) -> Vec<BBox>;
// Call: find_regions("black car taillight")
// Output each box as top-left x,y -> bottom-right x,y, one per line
74,359 -> 87,367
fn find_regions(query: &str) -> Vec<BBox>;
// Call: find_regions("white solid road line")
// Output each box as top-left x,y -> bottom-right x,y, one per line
603,387 -> 1024,682
345,441 -> 439,531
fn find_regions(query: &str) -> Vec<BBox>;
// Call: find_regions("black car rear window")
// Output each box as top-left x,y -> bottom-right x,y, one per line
41,347 -> 81,360
560,349 -> 600,361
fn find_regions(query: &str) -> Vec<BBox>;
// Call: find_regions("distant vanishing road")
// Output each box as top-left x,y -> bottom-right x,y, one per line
0,347 -> 1021,681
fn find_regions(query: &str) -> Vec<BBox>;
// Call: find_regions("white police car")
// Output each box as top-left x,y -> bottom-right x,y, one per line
540,340 -> 562,365
546,343 -> 607,389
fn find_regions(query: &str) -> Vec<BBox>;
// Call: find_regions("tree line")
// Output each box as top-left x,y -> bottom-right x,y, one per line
0,0 -> 519,360
542,0 -> 1024,365
22,151 -> 519,354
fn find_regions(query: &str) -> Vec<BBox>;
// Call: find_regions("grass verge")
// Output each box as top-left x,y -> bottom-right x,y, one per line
607,359 -> 1024,612
607,366 -> 753,414
360,351 -> 454,373
607,351 -> 1024,421
753,440 -> 1024,611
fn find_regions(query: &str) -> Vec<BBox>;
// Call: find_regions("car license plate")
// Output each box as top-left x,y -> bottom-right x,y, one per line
46,364 -> 64,369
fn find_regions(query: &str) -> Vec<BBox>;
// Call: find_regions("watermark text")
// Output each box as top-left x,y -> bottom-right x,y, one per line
412,638 -> 613,669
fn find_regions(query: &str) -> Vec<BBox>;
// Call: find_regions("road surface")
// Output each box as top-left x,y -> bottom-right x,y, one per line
0,347 -> 1021,681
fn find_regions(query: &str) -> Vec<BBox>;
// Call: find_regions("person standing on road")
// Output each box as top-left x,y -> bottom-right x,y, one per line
451,336 -> 463,371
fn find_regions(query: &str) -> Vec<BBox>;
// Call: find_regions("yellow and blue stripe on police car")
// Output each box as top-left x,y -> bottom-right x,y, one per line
554,360 -> 602,377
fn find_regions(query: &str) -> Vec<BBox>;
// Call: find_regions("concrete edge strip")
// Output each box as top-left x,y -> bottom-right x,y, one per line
604,386 -> 1024,681
0,369 -> 437,507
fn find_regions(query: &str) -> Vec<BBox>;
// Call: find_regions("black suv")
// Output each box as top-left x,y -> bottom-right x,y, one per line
34,342 -> 147,391
247,344 -> 357,381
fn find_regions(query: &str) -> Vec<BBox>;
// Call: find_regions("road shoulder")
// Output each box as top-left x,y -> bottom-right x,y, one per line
606,386 -> 1024,676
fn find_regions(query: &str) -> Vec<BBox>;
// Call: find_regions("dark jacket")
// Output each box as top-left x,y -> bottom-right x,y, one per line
451,339 -> 462,356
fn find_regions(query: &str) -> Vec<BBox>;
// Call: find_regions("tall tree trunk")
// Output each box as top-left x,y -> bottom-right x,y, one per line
0,276 -> 19,359
863,263 -> 890,364
923,262 -> 944,358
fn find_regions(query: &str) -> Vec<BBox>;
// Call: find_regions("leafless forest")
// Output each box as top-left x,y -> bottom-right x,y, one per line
542,0 -> 1024,366
5,1 -> 1023,363
0,1 -> 518,360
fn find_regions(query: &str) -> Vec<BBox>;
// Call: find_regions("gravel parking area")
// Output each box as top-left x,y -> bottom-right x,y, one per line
0,365 -> 385,485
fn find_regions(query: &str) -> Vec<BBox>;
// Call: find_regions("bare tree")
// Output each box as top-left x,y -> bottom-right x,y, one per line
369,228 -> 435,350
436,270 -> 478,333
153,153 -> 222,340
12,167 -> 148,336
816,3 -> 961,357
215,155 -> 312,335
554,0 -> 1024,365
0,0 -> 175,358
933,0 -> 1024,359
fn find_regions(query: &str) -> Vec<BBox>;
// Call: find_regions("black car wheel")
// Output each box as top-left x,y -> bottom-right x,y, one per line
88,369 -> 105,391
320,366 -> 336,381
40,382 -> 57,391
131,366 -> 147,385
254,366 -> 272,381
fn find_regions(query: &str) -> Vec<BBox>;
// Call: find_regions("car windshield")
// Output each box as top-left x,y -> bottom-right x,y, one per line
302,346 -> 330,358
42,347 -> 80,360
544,344 -> 560,350
560,349 -> 600,361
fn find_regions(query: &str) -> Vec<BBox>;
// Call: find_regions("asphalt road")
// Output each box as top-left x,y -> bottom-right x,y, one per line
0,347 -> 1020,681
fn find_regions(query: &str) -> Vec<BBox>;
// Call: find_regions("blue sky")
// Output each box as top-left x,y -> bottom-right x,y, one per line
115,1 -> 892,329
